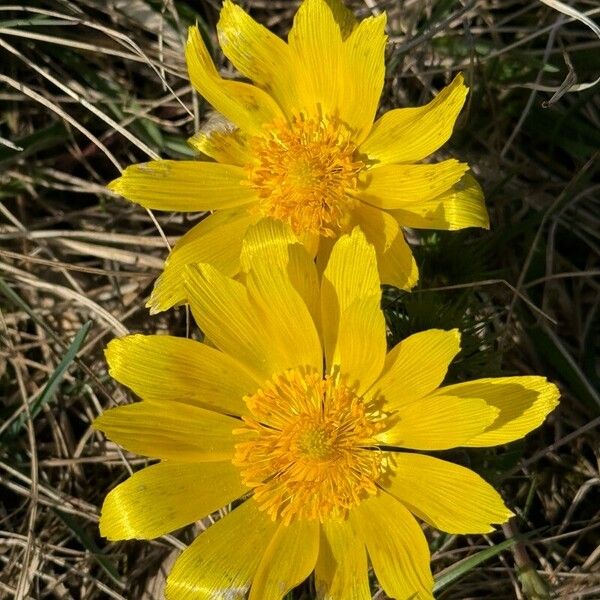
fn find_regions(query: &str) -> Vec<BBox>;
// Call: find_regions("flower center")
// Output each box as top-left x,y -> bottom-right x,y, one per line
245,116 -> 363,238
296,426 -> 333,459
233,369 -> 387,525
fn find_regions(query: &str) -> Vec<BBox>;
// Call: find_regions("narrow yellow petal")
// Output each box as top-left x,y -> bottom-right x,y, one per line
288,0 -> 344,119
315,235 -> 335,277
320,227 -> 381,370
93,402 -> 237,461
389,173 -> 490,230
239,217 -> 297,273
360,73 -> 468,164
186,25 -> 283,134
300,230 -> 321,258
166,500 -> 277,600
333,294 -> 387,394
287,244 -> 321,328
315,519 -> 370,600
287,1 -> 383,137
188,117 -> 251,166
377,226 -> 419,291
383,453 -> 514,533
352,202 -> 419,291
99,462 -> 246,540
108,160 -> 254,212
321,227 -> 381,315
431,376 -> 560,447
341,13 -> 387,142
321,0 -> 357,38
249,519 -> 319,600
148,209 -> 255,314
217,0 -> 300,118
378,395 -> 499,449
246,260 -> 323,374
240,218 -> 321,326
104,334 -> 257,415
357,160 -> 469,208
365,329 -> 461,409
351,493 -> 434,600
184,264 -> 289,382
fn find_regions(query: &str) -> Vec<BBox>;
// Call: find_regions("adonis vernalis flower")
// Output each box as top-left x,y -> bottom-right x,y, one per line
108,0 -> 489,314
96,224 -> 558,599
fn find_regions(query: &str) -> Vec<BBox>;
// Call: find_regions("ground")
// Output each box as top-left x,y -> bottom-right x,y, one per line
0,1 -> 599,598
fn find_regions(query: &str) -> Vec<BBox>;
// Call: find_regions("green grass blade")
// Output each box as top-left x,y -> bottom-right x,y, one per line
53,509 -> 122,585
433,533 -> 531,593
0,311 -> 91,439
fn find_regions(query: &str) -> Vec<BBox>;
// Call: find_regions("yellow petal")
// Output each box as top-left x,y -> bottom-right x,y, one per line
431,376 -> 560,447
320,227 -> 381,370
341,13 -> 387,142
166,500 -> 277,600
287,0 -> 344,120
287,1 -> 384,138
300,230 -> 321,258
240,218 -> 316,274
148,209 -> 255,314
378,394 -> 499,449
321,227 -> 381,314
321,0 -> 357,38
93,402 -> 237,461
184,263 -> 287,382
105,335 -> 257,415
217,0 -> 299,118
315,519 -> 370,600
389,173 -> 489,230
107,160 -> 254,212
249,519 -> 319,600
357,160 -> 469,208
351,202 -> 419,291
188,116 -> 251,166
359,73 -> 469,164
383,453 -> 514,533
246,259 -> 323,374
239,219 -> 320,324
315,235 -> 335,277
377,227 -> 418,291
351,492 -> 434,600
333,295 -> 387,394
105,334 -> 257,414
365,329 -> 461,409
288,245 -> 321,329
99,461 -> 246,540
239,217 -> 298,273
186,26 -> 283,135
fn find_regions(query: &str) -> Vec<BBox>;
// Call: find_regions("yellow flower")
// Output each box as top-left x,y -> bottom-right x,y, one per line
108,0 -> 489,314
96,224 -> 558,600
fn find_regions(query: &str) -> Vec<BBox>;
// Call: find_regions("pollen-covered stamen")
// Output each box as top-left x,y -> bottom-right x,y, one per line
245,115 -> 363,238
233,369 -> 387,525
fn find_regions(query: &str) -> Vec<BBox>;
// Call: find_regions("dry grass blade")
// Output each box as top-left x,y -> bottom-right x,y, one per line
536,0 -> 600,97
1,0 -> 598,598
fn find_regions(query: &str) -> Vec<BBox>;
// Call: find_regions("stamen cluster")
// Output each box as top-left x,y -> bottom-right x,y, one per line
234,369 -> 387,524
245,116 -> 363,237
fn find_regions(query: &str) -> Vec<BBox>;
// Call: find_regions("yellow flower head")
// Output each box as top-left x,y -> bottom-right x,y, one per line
108,0 -> 489,314
96,223 -> 558,600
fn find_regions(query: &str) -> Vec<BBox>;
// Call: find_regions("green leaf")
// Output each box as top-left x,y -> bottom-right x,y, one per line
0,121 -> 69,165
163,135 -> 197,158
